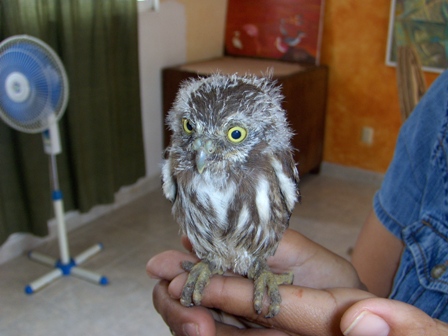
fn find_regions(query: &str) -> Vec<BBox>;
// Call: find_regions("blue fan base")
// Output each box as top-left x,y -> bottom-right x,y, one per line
24,243 -> 108,294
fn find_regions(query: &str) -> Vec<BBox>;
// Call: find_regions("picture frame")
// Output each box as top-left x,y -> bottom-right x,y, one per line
224,0 -> 326,65
385,0 -> 448,73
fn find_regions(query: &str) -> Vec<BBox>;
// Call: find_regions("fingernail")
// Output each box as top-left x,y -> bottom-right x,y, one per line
147,273 -> 161,280
343,311 -> 390,336
182,322 -> 199,336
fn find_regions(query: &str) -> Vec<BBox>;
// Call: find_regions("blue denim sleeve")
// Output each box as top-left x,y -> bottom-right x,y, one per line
374,70 -> 448,239
373,70 -> 448,321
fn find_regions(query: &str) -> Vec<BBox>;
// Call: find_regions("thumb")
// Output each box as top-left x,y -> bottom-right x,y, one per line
341,297 -> 448,336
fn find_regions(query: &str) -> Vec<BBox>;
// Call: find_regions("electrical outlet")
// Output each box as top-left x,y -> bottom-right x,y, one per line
361,127 -> 374,145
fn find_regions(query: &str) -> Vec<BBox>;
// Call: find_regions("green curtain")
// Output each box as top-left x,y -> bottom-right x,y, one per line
0,0 -> 146,244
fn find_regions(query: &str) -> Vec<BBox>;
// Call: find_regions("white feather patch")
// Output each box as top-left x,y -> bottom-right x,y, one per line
161,158 -> 176,202
271,158 -> 297,212
255,177 -> 270,225
209,183 -> 236,227
237,204 -> 250,231
192,173 -> 236,229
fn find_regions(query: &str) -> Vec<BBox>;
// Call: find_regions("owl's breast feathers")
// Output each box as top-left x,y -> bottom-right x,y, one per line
162,149 -> 299,275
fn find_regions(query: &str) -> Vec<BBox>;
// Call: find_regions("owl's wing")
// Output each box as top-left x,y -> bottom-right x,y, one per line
162,156 -> 177,202
271,152 -> 300,214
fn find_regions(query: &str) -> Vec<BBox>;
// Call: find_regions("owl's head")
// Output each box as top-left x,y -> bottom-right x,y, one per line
166,73 -> 294,175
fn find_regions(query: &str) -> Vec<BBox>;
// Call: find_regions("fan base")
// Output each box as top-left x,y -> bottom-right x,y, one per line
24,243 -> 108,294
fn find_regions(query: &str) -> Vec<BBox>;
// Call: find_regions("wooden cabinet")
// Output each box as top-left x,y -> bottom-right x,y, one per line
162,56 -> 328,175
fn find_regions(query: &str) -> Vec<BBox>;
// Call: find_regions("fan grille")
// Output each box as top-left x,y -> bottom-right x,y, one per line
0,35 -> 68,133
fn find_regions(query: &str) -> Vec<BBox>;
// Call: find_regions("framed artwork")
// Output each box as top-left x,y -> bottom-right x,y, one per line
386,0 -> 448,73
224,0 -> 326,65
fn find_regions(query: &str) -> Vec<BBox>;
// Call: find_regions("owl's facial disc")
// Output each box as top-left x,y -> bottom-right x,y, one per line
192,138 -> 215,174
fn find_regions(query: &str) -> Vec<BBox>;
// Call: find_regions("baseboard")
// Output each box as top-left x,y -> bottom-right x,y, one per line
0,174 -> 161,265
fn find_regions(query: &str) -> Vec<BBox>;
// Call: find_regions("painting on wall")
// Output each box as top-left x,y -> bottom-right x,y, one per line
386,0 -> 448,73
224,0 -> 325,65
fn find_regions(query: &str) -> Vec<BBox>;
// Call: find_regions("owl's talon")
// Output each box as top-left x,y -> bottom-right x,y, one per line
249,260 -> 293,318
265,303 -> 280,319
180,279 -> 196,307
181,261 -> 195,272
180,297 -> 194,307
180,260 -> 219,307
276,272 -> 294,285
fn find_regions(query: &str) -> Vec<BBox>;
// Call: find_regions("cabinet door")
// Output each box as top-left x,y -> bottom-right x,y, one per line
279,66 -> 328,174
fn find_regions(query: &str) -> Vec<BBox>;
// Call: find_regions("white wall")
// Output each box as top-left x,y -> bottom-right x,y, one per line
138,0 -> 187,179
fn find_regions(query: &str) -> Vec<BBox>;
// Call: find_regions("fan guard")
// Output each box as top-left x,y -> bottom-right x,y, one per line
0,35 -> 68,133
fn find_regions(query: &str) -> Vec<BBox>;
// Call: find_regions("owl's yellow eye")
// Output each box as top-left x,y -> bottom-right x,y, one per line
182,118 -> 194,134
227,126 -> 247,143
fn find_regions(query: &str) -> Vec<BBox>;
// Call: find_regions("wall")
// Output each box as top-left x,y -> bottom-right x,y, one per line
138,0 -> 226,180
320,0 -> 439,173
138,1 -> 186,179
175,0 -> 227,61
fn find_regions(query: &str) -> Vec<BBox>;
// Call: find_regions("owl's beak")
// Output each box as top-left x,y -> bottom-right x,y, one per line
193,139 -> 215,174
195,148 -> 207,174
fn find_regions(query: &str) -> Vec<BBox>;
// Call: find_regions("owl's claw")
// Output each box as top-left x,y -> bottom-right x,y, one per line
249,260 -> 293,318
180,260 -> 222,307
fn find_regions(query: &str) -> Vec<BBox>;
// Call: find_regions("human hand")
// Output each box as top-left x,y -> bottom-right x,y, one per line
157,268 -> 374,335
147,229 -> 366,335
148,229 -> 448,335
153,273 -> 448,336
148,229 -> 364,289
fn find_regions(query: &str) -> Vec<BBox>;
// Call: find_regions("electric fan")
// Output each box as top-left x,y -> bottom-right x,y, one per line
0,35 -> 108,294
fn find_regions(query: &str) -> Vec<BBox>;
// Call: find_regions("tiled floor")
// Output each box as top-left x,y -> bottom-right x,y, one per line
0,165 -> 382,336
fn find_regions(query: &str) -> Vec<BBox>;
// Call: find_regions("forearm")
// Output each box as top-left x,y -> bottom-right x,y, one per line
351,211 -> 403,297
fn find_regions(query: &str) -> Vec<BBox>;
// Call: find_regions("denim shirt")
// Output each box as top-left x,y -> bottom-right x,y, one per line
374,70 -> 448,322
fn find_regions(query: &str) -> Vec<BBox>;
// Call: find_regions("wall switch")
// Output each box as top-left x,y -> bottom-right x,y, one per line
361,127 -> 374,145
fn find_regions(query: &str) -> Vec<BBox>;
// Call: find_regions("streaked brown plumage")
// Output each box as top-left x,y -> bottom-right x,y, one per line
162,73 -> 300,317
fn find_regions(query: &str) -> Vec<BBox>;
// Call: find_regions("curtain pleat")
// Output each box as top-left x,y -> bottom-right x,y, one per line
0,0 -> 146,244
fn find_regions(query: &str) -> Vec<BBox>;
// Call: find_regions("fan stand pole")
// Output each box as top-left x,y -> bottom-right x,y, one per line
24,153 -> 109,294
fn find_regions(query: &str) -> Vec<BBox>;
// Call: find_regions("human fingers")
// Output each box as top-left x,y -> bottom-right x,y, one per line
169,273 -> 375,336
154,281 -> 288,336
153,280 -> 217,336
146,250 -> 198,280
341,297 -> 448,336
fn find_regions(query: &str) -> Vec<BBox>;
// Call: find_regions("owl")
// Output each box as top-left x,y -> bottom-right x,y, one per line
162,72 -> 300,318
